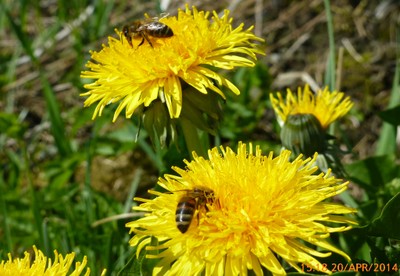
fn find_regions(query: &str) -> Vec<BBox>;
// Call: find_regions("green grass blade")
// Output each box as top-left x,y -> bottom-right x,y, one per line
124,168 -> 143,213
375,54 -> 400,155
323,0 -> 336,90
0,172 -> 13,253
23,146 -> 47,254
1,7 -> 35,64
40,76 -> 73,156
3,7 -> 72,157
375,28 -> 400,155
83,140 -> 95,225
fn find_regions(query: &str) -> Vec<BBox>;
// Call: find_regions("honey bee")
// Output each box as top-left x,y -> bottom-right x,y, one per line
122,16 -> 173,48
175,188 -> 215,233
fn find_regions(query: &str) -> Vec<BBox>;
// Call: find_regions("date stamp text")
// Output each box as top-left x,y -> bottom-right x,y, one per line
301,262 -> 399,273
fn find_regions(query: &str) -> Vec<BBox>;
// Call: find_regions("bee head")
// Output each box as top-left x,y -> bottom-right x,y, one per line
121,25 -> 133,47
122,25 -> 129,37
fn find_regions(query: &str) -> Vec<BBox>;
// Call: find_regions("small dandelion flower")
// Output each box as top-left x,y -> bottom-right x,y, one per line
269,85 -> 353,170
126,143 -> 357,275
0,245 -> 106,276
270,85 -> 353,129
81,6 -> 264,122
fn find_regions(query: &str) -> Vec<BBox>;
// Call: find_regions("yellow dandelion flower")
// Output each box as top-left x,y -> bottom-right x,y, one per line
81,6 -> 264,122
126,143 -> 357,275
270,85 -> 353,129
0,245 -> 106,276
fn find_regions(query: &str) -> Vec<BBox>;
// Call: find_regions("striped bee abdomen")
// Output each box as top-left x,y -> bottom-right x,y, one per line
175,188 -> 215,234
175,197 -> 196,233
146,22 -> 173,37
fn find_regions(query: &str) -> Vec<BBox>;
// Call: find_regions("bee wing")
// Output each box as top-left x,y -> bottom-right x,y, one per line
159,13 -> 169,19
143,21 -> 167,32
147,13 -> 169,22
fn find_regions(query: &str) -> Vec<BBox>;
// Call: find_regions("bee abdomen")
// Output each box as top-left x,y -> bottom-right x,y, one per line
158,25 -> 173,37
148,22 -> 174,37
175,199 -> 196,233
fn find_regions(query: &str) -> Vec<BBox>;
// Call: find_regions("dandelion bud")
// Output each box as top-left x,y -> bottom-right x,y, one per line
280,113 -> 327,156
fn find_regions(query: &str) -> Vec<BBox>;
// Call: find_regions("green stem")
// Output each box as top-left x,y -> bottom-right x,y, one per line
180,117 -> 208,158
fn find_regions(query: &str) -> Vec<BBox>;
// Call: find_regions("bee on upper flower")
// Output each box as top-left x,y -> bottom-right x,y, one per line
121,14 -> 174,48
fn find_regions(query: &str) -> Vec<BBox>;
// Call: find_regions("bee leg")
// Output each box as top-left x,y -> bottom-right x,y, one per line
127,38 -> 133,48
142,33 -> 153,48
196,201 -> 209,226
138,37 -> 145,47
196,210 -> 200,226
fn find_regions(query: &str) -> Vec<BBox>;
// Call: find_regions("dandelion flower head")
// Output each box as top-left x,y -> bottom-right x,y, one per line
81,6 -> 264,122
270,85 -> 353,128
127,143 -> 357,275
0,246 -> 105,276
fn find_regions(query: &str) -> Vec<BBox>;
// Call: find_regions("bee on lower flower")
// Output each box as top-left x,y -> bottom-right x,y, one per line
175,187 -> 215,233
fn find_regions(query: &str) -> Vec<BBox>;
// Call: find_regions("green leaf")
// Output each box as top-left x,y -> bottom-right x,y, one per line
368,193 -> 400,239
379,105 -> 400,126
345,155 -> 400,192
375,51 -> 400,155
